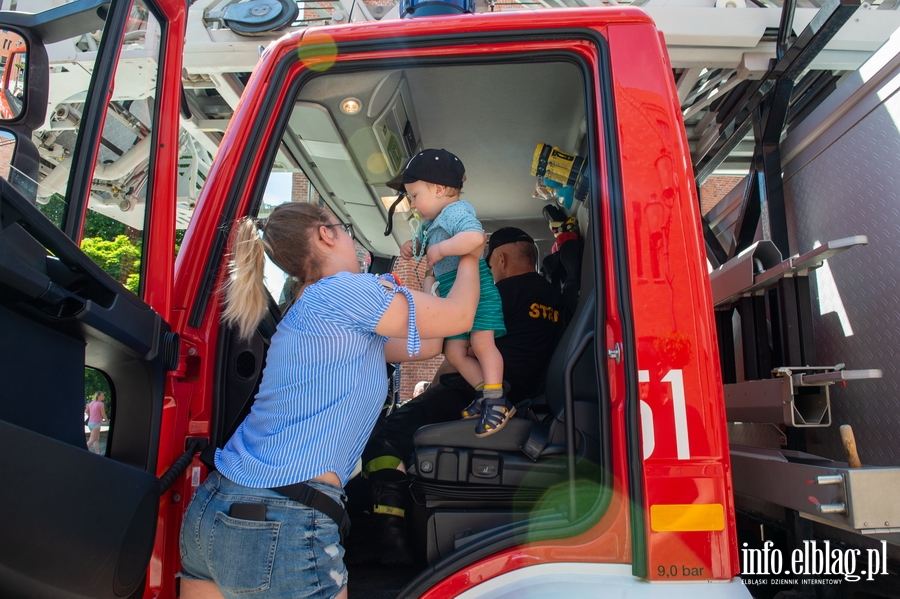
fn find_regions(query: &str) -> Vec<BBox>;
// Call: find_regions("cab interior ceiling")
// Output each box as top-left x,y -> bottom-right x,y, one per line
284,61 -> 587,257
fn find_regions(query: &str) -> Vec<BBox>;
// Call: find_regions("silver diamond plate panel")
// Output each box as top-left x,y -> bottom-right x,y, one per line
783,92 -> 900,469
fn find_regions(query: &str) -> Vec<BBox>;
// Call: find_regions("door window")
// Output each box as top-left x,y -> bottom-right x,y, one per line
35,1 -> 164,296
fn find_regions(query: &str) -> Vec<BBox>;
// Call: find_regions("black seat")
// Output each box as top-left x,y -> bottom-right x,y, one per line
541,237 -> 582,323
409,230 -> 603,563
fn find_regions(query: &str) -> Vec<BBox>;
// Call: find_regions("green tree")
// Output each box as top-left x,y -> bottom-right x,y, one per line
83,208 -> 128,240
38,194 -> 138,240
37,195 -> 191,296
80,235 -> 141,290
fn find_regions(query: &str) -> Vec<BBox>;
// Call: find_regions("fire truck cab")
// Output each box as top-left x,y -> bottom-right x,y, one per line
0,1 -> 747,597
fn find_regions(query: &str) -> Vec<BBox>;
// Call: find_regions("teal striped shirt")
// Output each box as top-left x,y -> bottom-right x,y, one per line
419,199 -> 483,277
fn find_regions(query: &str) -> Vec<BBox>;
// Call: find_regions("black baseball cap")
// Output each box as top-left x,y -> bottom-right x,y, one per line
386,148 -> 465,191
485,227 -> 534,265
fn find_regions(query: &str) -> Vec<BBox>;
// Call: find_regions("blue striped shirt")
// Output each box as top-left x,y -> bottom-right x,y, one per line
216,272 -> 416,487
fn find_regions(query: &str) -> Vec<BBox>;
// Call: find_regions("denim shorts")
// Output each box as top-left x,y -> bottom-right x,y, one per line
179,471 -> 348,598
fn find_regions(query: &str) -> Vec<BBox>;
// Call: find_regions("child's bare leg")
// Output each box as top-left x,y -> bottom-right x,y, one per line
470,330 -> 513,437
469,330 -> 503,388
445,338 -> 489,420
443,338 -> 484,390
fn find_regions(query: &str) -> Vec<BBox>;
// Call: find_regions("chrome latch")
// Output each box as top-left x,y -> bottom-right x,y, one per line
607,343 -> 621,364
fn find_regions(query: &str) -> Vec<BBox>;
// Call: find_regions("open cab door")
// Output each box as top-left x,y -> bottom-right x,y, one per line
0,1 -> 186,597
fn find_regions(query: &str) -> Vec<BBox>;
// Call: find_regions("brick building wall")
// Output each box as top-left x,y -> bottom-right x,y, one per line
291,172 -> 320,204
698,175 -> 744,215
391,255 -> 446,401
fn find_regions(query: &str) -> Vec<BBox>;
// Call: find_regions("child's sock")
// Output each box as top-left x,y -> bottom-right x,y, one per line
483,383 -> 504,400
461,383 -> 487,419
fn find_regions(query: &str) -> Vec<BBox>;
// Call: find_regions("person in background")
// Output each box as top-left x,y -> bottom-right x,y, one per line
85,392 -> 107,454
178,202 -> 482,599
412,381 -> 429,398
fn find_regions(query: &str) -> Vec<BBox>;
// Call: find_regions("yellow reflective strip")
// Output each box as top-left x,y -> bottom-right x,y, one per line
373,505 -> 405,517
362,456 -> 402,477
650,503 -> 725,532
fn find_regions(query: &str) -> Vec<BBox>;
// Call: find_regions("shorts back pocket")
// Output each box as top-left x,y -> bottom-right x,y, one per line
209,511 -> 281,594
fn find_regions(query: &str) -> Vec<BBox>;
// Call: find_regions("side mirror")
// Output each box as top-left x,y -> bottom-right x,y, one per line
0,30 -> 27,120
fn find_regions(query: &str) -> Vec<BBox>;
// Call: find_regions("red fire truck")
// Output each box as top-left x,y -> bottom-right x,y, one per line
0,0 -> 751,597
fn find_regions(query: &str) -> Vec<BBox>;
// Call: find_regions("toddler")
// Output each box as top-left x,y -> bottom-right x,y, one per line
389,149 -> 513,437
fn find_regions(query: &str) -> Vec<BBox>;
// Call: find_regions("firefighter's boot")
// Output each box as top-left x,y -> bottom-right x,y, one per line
344,468 -> 413,566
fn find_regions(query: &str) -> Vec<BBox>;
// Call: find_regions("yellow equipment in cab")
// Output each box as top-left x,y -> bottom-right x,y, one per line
531,143 -> 584,187
531,143 -> 589,207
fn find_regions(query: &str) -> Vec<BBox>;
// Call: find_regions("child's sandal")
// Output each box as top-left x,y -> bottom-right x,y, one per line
460,394 -> 483,419
474,396 -> 516,437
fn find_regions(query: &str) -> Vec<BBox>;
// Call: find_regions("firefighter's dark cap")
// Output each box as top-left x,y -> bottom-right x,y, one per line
386,149 -> 465,191
486,227 -> 534,265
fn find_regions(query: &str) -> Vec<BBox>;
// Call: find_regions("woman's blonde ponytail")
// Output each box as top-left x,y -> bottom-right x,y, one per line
222,217 -> 269,341
221,202 -> 334,341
